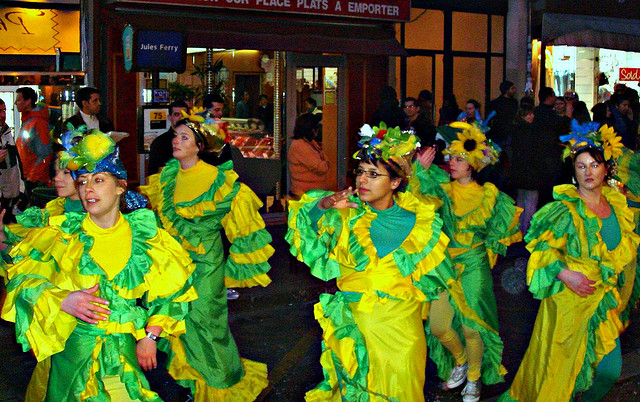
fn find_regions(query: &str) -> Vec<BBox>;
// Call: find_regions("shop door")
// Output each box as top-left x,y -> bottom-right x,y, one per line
286,53 -> 347,192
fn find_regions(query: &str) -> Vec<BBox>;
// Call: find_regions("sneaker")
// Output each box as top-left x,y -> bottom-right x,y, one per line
226,288 -> 240,300
444,362 -> 468,390
461,380 -> 481,402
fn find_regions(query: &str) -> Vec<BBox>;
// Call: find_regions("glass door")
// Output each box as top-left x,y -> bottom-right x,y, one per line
286,53 -> 347,192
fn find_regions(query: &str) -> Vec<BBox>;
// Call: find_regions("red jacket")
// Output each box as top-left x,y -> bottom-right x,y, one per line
17,105 -> 53,183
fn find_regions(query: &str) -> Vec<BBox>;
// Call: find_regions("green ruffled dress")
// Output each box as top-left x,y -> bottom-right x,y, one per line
1,209 -> 197,401
409,163 -> 522,385
140,159 -> 273,401
287,190 -> 458,401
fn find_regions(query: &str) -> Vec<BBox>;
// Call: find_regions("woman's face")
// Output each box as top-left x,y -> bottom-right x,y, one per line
465,103 -> 476,117
524,112 -> 535,124
574,151 -> 606,192
53,164 -> 79,199
77,172 -> 124,219
172,125 -> 201,161
554,98 -> 566,113
355,161 -> 399,210
448,155 -> 473,181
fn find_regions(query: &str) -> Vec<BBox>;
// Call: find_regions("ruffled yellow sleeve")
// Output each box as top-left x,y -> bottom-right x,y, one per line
221,183 -> 274,288
485,187 -> 523,267
524,201 -> 573,299
143,228 -> 198,336
1,226 -> 78,361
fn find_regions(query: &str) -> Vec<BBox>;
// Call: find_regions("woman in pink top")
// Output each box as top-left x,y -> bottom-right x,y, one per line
288,113 -> 330,198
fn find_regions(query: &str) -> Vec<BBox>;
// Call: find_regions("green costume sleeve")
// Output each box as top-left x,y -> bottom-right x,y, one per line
485,190 -> 523,257
525,201 -> 575,299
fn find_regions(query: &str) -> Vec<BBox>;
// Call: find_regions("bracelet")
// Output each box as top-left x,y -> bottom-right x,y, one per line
145,331 -> 159,341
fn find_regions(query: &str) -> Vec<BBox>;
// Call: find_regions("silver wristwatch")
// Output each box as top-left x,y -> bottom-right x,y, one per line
146,331 -> 159,341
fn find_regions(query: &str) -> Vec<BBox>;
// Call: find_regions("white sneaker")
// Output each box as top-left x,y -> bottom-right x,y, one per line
226,289 -> 240,300
461,380 -> 481,402
444,362 -> 468,390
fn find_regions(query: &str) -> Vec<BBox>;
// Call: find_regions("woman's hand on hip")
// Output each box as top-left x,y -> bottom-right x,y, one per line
557,268 -> 596,297
60,284 -> 111,324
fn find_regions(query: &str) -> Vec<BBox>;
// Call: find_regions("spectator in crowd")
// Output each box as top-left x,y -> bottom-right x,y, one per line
439,93 -> 462,126
404,96 -> 443,165
305,97 -> 322,116
509,104 -> 541,232
487,80 -> 518,147
371,86 -> 405,129
0,98 -> 23,223
63,87 -> 114,133
14,87 -> 53,193
608,92 -> 637,150
554,96 -> 569,118
235,90 -> 252,118
533,86 -> 567,206
591,102 -> 611,126
201,93 -> 232,166
147,100 -> 189,175
564,90 -> 579,118
287,113 -> 329,199
417,89 -> 434,124
572,101 -> 592,124
457,99 -> 482,124
255,94 -> 274,132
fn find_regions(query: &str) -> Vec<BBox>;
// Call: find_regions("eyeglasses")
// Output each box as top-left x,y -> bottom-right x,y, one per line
403,104 -> 416,109
354,169 -> 389,179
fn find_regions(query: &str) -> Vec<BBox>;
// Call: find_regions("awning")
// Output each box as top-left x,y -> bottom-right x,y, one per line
110,8 -> 407,56
542,13 -> 640,52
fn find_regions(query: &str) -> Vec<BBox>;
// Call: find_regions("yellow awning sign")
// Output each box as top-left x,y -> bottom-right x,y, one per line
0,8 -> 80,55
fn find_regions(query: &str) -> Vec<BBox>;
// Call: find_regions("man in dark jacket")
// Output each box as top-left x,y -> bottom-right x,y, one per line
63,87 -> 114,133
487,80 -> 518,147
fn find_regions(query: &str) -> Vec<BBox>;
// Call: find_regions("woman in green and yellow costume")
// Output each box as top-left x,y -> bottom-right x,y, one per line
0,126 -> 87,271
500,122 -> 639,401
1,131 -> 197,401
139,108 -> 273,401
287,123 -> 458,401
411,121 -> 522,402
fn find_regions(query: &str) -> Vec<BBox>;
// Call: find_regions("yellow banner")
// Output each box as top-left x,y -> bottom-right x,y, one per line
0,8 -> 80,55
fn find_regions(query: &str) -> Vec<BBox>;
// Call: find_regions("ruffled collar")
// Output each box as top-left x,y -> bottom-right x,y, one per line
351,191 -> 443,277
439,180 -> 499,234
57,209 -> 160,297
554,184 -> 639,279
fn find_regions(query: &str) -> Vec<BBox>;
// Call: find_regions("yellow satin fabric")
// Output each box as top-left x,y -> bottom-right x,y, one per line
351,297 -> 427,402
337,254 -> 426,313
449,180 -> 485,216
84,213 -> 131,280
173,160 -> 218,203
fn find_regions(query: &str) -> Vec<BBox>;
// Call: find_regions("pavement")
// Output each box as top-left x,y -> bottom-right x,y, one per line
2,222 -> 640,401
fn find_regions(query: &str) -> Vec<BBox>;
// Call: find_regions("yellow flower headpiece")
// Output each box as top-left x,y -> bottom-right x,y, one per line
559,121 -> 623,162
180,108 -> 230,153
354,122 -> 420,179
443,121 -> 498,171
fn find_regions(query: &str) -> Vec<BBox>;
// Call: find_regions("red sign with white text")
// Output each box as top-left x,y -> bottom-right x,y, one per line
620,68 -> 640,81
116,0 -> 410,22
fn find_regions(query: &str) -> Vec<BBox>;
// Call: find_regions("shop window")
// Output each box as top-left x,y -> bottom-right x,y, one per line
403,9 -> 445,51
452,12 -> 487,53
491,15 -> 504,54
491,57 -> 504,101
453,57 -> 486,114
406,56 -> 432,99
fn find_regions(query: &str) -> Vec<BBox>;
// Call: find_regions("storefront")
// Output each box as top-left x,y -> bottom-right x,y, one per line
93,0 -> 408,202
0,2 -> 83,136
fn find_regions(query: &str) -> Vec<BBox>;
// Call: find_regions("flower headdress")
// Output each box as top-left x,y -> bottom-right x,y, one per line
180,107 -> 230,153
559,120 -> 623,162
58,128 -> 147,210
442,121 -> 499,171
354,122 -> 420,179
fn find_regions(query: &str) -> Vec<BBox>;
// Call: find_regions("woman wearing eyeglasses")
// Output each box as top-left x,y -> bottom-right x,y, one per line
287,123 -> 458,401
412,122 -> 522,402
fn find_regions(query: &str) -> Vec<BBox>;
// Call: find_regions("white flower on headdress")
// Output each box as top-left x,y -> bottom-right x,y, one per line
359,124 -> 375,138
